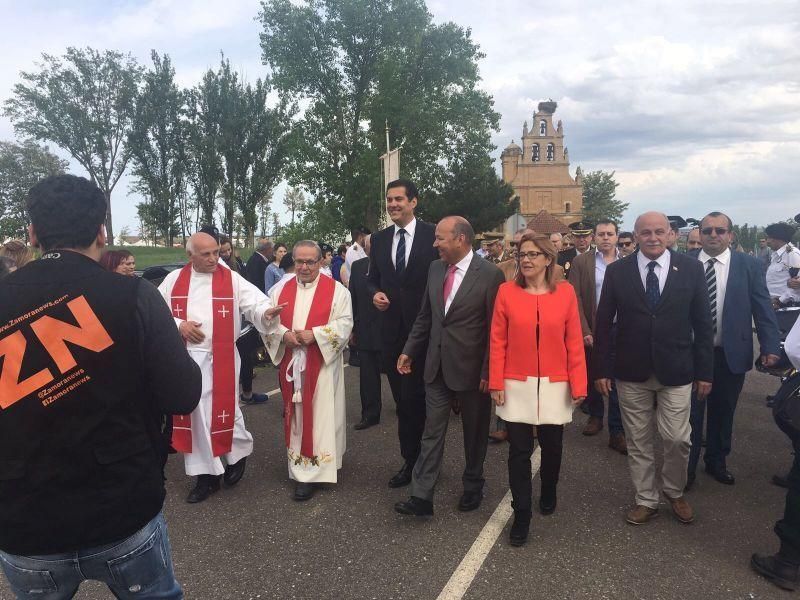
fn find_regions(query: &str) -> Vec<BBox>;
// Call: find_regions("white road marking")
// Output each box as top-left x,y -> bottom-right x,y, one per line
436,446 -> 542,600
249,364 -> 349,400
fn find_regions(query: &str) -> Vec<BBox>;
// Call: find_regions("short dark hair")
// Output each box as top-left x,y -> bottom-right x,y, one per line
351,225 -> 371,240
27,175 -> 106,251
386,178 -> 418,201
279,254 -> 294,271
618,231 -> 633,239
594,219 -> 618,234
701,211 -> 733,232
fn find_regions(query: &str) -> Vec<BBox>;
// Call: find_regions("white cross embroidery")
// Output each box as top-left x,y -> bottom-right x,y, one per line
218,410 -> 230,424
218,305 -> 229,318
173,305 -> 183,317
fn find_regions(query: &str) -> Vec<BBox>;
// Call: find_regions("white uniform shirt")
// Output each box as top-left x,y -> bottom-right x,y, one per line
444,251 -> 474,315
698,248 -> 731,347
637,250 -> 670,293
767,244 -> 800,304
344,243 -> 367,272
391,217 -> 416,268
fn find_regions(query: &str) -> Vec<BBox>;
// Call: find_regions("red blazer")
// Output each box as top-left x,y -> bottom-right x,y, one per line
489,280 -> 587,396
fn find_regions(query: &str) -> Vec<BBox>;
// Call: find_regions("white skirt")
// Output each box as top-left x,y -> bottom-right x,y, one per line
497,377 -> 574,425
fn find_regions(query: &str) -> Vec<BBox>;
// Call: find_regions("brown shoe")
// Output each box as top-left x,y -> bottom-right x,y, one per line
488,430 -> 508,443
608,432 -> 628,455
667,495 -> 694,524
626,505 -> 659,525
582,416 -> 603,436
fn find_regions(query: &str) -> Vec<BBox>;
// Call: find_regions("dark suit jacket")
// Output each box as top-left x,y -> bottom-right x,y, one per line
567,250 -> 600,336
688,249 -> 780,374
594,250 -> 714,386
403,254 -> 505,391
366,220 -> 439,347
244,252 -> 270,293
349,257 -> 382,352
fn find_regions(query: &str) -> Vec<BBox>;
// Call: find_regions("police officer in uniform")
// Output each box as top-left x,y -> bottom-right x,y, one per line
558,221 -> 593,280
765,222 -> 800,308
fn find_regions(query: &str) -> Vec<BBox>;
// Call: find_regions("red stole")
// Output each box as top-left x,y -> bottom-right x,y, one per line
170,264 -> 236,457
278,275 -> 336,459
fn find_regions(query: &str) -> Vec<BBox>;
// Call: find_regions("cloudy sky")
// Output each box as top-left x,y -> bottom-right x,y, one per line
1,0 -> 797,232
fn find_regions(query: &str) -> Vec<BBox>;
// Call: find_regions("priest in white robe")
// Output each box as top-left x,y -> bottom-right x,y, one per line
264,240 -> 353,501
158,232 -> 284,504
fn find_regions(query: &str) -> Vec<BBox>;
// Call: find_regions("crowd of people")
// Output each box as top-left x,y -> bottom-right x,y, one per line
2,172 -> 800,597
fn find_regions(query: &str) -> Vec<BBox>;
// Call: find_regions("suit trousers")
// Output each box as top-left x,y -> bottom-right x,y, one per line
358,349 -> 382,423
236,328 -> 261,394
688,348 -> 746,474
616,376 -> 692,508
410,372 -> 491,501
384,340 -> 427,465
776,433 -> 800,555
506,422 -> 563,512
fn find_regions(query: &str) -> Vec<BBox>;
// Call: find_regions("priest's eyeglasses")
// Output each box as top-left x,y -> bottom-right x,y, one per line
518,251 -> 546,261
295,258 -> 319,266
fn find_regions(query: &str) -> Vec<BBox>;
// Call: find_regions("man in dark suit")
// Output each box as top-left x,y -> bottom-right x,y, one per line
686,212 -> 780,489
367,179 -> 439,487
558,221 -> 594,279
349,234 -> 383,430
394,217 -> 504,516
595,211 -> 714,526
244,238 -> 273,293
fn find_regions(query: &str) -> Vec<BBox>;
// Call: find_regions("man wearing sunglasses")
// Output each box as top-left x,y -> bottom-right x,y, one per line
686,212 -> 780,490
617,232 -> 635,257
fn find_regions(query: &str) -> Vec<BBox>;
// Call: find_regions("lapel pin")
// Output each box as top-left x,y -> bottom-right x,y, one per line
672,266 -> 678,271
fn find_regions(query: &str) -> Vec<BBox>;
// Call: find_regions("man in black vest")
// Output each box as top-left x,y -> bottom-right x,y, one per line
0,175 -> 202,598
367,179 -> 439,487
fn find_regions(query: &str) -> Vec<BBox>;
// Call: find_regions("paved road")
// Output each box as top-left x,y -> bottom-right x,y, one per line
1,363 -> 793,599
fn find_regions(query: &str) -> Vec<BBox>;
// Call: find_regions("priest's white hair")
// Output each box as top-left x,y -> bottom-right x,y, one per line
292,240 -> 322,259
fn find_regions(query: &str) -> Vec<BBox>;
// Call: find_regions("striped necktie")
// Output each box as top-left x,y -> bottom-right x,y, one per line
706,258 -> 717,336
395,228 -> 406,274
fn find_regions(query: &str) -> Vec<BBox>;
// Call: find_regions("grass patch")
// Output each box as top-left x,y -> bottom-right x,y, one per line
110,246 -> 255,269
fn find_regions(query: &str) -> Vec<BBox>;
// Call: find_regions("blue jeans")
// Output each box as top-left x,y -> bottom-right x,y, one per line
0,512 -> 182,600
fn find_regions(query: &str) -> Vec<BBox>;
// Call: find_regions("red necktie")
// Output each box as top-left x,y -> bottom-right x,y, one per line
443,264 -> 458,307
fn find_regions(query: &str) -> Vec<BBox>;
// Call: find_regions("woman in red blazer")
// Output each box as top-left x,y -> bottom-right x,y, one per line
489,233 -> 587,546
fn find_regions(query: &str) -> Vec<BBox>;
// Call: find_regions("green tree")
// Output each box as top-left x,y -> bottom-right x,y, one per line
421,155 -> 518,233
204,57 -> 295,247
258,0 -> 502,232
3,47 -> 142,242
126,52 -> 188,246
283,186 -> 306,226
0,140 -> 68,239
581,170 -> 627,225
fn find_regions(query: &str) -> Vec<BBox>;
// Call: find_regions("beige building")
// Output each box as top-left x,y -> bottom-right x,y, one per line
501,100 -> 583,226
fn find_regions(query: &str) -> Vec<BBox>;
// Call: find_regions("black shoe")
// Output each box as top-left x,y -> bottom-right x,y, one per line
539,489 -> 557,516
186,475 -> 221,504
241,392 -> 268,405
705,466 -> 735,485
293,482 -> 314,501
395,496 -> 433,517
354,419 -> 379,431
509,510 -> 532,546
388,463 -> 413,488
685,471 -> 696,492
751,553 -> 799,591
767,395 -> 776,407
223,457 -> 246,487
773,473 -> 790,488
458,491 -> 483,512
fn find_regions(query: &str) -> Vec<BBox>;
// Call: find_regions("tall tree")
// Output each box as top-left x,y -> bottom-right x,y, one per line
258,0 -> 502,234
126,51 -> 188,246
204,57 -> 295,247
0,140 -> 68,239
581,170 -> 627,225
3,47 -> 142,242
283,186 -> 306,226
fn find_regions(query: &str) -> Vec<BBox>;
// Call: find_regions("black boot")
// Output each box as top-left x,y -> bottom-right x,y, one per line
539,482 -> 557,516
509,510 -> 532,547
751,551 -> 800,591
186,474 -> 221,504
223,457 -> 247,487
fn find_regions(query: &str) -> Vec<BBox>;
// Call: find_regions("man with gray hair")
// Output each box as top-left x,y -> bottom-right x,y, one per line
245,237 -> 275,293
264,240 -> 353,501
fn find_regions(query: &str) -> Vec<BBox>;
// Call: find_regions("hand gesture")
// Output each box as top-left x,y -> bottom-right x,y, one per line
263,303 -> 288,324
397,354 -> 412,374
179,321 -> 205,344
373,292 -> 391,311
283,330 -> 300,349
294,329 -> 316,346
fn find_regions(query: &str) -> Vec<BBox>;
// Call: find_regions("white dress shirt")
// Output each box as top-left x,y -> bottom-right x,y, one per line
391,217 -> 417,268
594,248 -> 619,308
766,244 -> 800,304
637,250 -> 671,293
444,251 -> 474,315
698,247 -> 730,346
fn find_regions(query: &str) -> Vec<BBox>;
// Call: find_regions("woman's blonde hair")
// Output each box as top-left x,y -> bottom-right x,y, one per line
0,240 -> 36,269
514,232 -> 557,292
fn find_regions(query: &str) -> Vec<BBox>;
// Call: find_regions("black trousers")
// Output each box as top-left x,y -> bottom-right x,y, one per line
384,340 -> 427,466
358,349 -> 382,423
776,434 -> 800,555
236,328 -> 261,394
506,422 -> 563,512
688,348 -> 746,474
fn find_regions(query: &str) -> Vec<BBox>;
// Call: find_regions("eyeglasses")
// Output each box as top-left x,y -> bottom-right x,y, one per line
518,251 -> 546,261
701,227 -> 729,236
294,259 -> 319,266
617,241 -> 633,248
